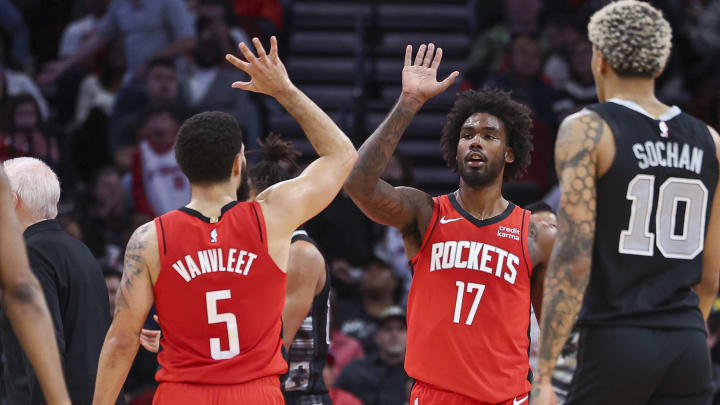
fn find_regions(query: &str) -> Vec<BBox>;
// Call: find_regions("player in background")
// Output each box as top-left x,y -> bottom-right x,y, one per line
249,135 -> 332,405
343,43 -> 555,404
532,2 -> 720,404
0,166 -> 71,405
92,36 -> 357,405
141,134 -> 333,405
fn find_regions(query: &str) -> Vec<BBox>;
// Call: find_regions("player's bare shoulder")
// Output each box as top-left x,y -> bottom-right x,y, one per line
124,221 -> 160,284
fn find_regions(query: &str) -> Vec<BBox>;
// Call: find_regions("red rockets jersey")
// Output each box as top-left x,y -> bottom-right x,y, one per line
406,193 -> 533,403
152,201 -> 288,385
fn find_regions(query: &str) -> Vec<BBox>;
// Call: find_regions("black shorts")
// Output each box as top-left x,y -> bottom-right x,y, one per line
566,326 -> 711,405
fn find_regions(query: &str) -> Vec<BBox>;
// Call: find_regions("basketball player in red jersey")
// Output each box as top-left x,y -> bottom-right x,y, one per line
0,167 -> 71,405
344,44 -> 556,404
92,36 -> 357,405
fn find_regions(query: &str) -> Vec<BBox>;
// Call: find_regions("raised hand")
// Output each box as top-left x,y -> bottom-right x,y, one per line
401,43 -> 459,105
225,36 -> 293,98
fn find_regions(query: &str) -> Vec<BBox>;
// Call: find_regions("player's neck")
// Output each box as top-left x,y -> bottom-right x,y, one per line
601,76 -> 667,113
456,178 -> 508,221
187,183 -> 238,218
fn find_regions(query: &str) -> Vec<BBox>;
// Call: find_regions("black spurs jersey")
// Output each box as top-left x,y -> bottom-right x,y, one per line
282,230 -> 331,405
579,99 -> 718,332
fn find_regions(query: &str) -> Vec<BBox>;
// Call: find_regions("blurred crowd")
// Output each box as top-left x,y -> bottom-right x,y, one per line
1,0 -> 720,404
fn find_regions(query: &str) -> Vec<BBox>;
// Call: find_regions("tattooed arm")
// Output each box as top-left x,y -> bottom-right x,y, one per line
530,110 -> 607,405
93,222 -> 157,405
528,214 -> 558,322
344,44 -> 458,256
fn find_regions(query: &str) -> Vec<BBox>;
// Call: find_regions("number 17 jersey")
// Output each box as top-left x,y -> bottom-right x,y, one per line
152,201 -> 288,385
407,193 -> 533,403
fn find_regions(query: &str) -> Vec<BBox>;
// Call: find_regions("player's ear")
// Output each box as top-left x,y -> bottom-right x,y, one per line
504,147 -> 515,164
231,144 -> 246,176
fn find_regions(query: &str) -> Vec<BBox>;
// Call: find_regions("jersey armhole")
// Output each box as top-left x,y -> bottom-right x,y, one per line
251,201 -> 268,249
409,197 -> 441,265
155,216 -> 167,261
520,209 -> 533,278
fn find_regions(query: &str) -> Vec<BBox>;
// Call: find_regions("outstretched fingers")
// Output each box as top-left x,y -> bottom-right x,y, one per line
269,36 -> 279,61
440,71 -> 460,90
252,37 -> 268,59
422,43 -> 435,67
414,44 -> 427,66
430,47 -> 443,70
404,45 -> 412,67
225,54 -> 249,72
231,80 -> 252,90
237,42 -> 257,62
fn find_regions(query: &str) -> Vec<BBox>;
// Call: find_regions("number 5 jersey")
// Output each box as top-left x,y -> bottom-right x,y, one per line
152,201 -> 288,384
406,193 -> 533,403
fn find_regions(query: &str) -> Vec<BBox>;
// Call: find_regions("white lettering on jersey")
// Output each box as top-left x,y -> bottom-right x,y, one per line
632,141 -> 703,174
428,241 -> 522,285
171,248 -> 260,282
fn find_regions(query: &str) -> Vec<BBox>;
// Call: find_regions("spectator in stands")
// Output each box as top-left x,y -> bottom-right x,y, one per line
541,17 -> 582,88
130,104 -> 190,217
0,32 -> 50,119
74,39 -> 125,125
233,0 -> 284,39
465,0 -> 542,85
103,267 -> 121,317
335,306 -> 409,405
484,37 -> 558,199
111,58 -> 188,170
39,0 -> 196,84
324,355 -> 363,405
57,0 -> 110,59
328,294 -> 365,386
484,36 -> 557,127
186,16 -> 262,150
79,166 -> 135,265
552,40 -> 597,121
0,0 -> 32,71
0,94 -> 60,170
338,256 -> 399,356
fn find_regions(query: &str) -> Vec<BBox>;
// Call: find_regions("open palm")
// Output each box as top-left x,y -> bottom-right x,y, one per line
402,43 -> 459,103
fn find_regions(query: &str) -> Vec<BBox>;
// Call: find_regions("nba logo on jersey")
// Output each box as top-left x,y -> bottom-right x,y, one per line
210,228 -> 218,243
659,121 -> 669,138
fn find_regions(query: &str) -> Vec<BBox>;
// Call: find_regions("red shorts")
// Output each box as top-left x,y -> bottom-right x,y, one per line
152,376 -> 284,405
410,380 -> 530,405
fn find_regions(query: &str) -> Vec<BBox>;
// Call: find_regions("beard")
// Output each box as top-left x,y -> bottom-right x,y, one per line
458,157 -> 504,188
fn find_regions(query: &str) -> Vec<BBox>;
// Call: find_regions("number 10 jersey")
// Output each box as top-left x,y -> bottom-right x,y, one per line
581,100 -> 718,332
406,193 -> 533,403
152,201 -> 288,385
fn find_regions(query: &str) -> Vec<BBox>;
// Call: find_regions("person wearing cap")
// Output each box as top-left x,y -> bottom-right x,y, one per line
334,306 -> 409,405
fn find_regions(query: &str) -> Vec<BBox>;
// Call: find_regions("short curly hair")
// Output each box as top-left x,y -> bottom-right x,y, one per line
440,89 -> 533,181
175,111 -> 243,184
588,0 -> 672,77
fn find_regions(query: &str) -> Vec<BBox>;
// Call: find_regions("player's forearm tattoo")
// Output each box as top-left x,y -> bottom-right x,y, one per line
344,99 -> 418,220
115,223 -> 151,313
535,112 -> 604,384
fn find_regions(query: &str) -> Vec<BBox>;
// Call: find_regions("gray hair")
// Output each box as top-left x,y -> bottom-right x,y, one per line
4,157 -> 61,220
588,0 -> 672,77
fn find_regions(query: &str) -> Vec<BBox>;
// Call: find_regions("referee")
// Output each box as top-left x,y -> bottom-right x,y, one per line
0,158 -> 121,405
